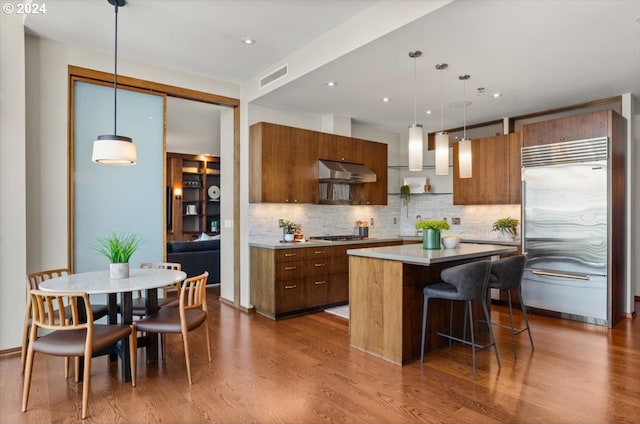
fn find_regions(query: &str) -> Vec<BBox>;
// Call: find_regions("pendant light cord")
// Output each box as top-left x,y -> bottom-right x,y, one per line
439,68 -> 444,132
463,78 -> 467,139
113,1 -> 119,135
413,55 -> 417,125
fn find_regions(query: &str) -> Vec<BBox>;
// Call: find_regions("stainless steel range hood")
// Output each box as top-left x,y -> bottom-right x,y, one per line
318,160 -> 377,184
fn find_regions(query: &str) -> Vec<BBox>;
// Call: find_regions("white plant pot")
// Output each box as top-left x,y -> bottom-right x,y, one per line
283,233 -> 295,242
110,262 -> 130,279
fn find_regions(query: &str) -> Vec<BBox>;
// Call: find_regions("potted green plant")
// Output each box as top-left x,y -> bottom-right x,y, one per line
281,220 -> 297,242
415,219 -> 450,249
93,232 -> 143,279
492,217 -> 519,240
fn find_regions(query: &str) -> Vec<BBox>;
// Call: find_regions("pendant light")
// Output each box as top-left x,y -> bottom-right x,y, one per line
92,0 -> 137,165
408,51 -> 423,171
435,63 -> 449,175
458,74 -> 472,178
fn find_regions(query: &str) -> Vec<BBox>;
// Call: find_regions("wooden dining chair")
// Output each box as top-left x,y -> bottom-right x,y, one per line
116,262 -> 183,318
22,290 -> 137,420
133,271 -> 211,384
22,269 -> 109,376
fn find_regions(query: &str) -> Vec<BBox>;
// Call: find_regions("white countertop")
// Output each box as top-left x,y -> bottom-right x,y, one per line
347,242 -> 517,265
249,237 -> 406,249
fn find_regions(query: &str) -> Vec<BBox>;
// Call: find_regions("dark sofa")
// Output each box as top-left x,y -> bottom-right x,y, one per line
166,239 -> 220,284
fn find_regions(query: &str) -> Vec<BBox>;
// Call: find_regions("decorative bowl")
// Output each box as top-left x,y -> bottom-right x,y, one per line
441,236 -> 461,249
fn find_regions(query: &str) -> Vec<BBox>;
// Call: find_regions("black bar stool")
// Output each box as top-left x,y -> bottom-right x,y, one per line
488,254 -> 534,358
420,260 -> 500,380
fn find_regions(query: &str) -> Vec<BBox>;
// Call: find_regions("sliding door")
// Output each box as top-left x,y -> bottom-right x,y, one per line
73,81 -> 164,272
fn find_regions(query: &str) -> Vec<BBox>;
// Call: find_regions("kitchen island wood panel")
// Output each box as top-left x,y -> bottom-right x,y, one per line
348,243 -> 517,365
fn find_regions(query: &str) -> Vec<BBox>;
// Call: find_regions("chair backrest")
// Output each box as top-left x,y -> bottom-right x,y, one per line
27,268 -> 70,291
179,271 -> 209,315
489,254 -> 527,290
440,260 -> 492,300
30,290 -> 93,333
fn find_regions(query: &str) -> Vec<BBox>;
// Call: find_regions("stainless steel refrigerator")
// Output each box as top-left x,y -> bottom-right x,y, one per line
521,137 -> 610,326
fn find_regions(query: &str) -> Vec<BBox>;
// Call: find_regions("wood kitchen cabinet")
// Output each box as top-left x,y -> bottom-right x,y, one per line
318,133 -> 364,163
521,110 -> 611,146
249,122 -> 318,204
250,240 -> 401,319
452,133 -> 521,205
250,122 -> 388,205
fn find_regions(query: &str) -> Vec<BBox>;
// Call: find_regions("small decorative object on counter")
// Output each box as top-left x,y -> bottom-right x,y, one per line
294,224 -> 304,241
492,217 -> 519,240
282,220 -> 296,242
415,219 -> 450,249
356,220 -> 369,239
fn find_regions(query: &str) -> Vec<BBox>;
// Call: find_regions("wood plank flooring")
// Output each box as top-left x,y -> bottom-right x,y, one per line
2,286 -> 639,423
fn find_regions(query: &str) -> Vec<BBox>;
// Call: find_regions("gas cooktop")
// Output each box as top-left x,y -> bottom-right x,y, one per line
309,235 -> 366,241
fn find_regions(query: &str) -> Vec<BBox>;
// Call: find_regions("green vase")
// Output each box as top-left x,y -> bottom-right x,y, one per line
423,229 -> 441,249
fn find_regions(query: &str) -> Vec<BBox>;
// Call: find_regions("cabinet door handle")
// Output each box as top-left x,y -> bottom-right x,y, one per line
284,284 -> 297,289
284,253 -> 297,257
314,250 -> 325,255
314,281 -> 326,285
314,263 -> 327,267
284,266 -> 297,270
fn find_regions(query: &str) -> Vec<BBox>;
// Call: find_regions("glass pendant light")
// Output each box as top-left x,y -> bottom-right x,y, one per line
458,74 -> 472,178
435,63 -> 449,175
92,0 -> 137,165
408,51 -> 423,171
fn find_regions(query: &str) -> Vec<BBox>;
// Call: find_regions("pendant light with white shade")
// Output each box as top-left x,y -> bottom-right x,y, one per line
407,51 -> 423,171
435,63 -> 449,175
458,74 -> 472,178
91,0 -> 137,165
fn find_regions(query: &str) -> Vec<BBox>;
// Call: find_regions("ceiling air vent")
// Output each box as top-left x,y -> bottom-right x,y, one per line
259,64 -> 288,89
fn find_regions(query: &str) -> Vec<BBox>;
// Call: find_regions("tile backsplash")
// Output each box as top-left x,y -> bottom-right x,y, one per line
249,195 -> 521,242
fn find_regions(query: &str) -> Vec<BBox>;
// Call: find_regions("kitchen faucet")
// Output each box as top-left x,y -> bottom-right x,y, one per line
415,214 -> 422,237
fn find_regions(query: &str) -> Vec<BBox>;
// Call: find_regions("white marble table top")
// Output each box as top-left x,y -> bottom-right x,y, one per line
39,268 -> 187,295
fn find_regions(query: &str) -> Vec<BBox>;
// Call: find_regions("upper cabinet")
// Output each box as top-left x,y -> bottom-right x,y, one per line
453,133 -> 521,205
522,109 -> 618,147
250,122 -> 388,205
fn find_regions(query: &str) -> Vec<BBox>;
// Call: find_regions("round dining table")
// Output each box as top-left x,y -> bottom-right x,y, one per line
39,268 -> 186,382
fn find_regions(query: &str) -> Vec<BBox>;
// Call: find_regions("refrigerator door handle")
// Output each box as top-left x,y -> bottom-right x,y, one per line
532,269 -> 590,280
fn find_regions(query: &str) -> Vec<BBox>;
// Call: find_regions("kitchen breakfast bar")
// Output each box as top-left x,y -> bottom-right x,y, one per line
347,243 -> 517,365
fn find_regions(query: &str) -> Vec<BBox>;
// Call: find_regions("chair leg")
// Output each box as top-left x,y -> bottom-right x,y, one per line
467,301 -> 477,380
81,354 -> 91,419
420,295 -> 428,361
517,288 -> 535,350
20,319 -> 29,375
129,326 -> 137,387
204,322 -> 212,362
482,298 -> 501,370
506,289 -> 517,358
182,331 -> 193,385
21,343 -> 35,413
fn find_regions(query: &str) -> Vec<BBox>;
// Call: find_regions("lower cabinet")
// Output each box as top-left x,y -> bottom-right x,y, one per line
250,241 -> 400,319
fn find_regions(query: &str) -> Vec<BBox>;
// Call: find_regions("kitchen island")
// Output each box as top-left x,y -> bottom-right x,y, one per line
347,243 -> 516,365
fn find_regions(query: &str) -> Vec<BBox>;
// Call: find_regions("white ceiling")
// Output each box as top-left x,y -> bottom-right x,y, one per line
24,0 -> 640,134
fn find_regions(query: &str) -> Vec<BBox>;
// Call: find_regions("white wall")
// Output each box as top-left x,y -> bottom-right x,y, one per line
0,10 -> 27,351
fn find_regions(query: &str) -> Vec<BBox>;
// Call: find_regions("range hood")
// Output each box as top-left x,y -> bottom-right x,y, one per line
318,160 -> 377,184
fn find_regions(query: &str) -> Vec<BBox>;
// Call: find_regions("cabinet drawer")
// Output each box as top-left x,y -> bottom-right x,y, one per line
306,259 -> 330,276
275,261 -> 305,281
305,276 -> 329,308
275,248 -> 306,262
307,246 -> 332,259
275,280 -> 305,313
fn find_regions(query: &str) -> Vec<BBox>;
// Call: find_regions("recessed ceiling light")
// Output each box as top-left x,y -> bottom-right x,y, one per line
382,97 -> 391,103
326,81 -> 338,87
425,110 -> 432,115
242,38 -> 255,45
492,92 -> 502,98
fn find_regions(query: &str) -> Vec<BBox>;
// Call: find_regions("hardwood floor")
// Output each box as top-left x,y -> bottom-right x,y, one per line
3,286 -> 639,423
